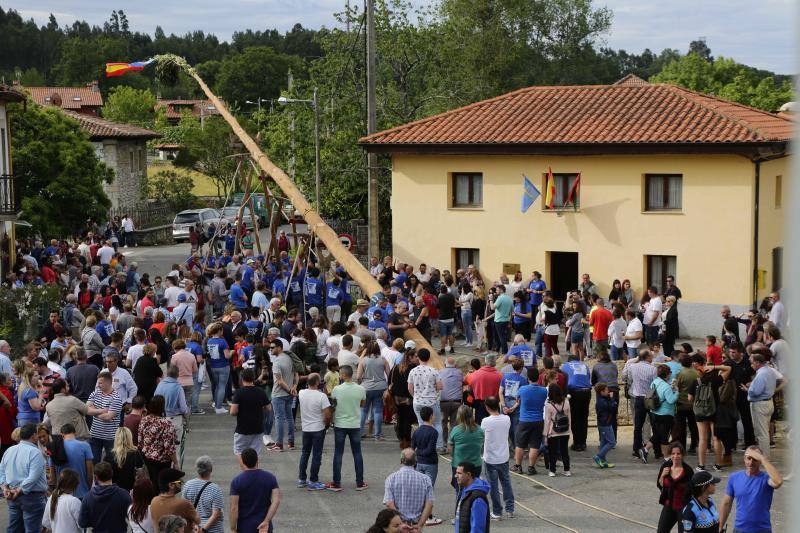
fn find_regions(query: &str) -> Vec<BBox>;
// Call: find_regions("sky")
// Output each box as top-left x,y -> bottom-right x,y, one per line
4,0 -> 795,73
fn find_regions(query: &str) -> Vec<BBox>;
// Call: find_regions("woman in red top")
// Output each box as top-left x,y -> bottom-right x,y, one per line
0,374 -> 18,460
138,395 -> 178,483
656,442 -> 693,533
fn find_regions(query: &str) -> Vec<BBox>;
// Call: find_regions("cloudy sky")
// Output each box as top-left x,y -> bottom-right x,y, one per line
4,0 -> 795,73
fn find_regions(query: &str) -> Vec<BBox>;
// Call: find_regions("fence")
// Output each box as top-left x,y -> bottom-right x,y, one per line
109,201 -> 175,229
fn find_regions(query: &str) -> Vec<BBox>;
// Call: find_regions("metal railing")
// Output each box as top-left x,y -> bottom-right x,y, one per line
0,174 -> 19,216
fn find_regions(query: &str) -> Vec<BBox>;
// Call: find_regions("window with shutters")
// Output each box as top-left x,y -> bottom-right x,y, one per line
542,173 -> 580,210
645,174 -> 682,211
451,172 -> 483,208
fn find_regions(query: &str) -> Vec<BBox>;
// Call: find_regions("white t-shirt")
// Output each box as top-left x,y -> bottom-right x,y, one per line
645,297 -> 663,327
347,311 -> 364,324
164,286 -> 182,308
770,338 -> 790,376
608,318 -> 626,348
299,388 -> 331,432
625,317 -> 643,348
382,347 -> 400,369
127,343 -> 146,368
314,327 -> 330,358
43,493 -> 82,533
326,335 -> 342,360
97,245 -> 115,265
337,349 -> 360,371
481,414 -> 511,465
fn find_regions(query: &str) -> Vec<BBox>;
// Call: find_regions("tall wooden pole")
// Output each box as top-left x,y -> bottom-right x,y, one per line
366,0 -> 380,261
182,66 -> 441,368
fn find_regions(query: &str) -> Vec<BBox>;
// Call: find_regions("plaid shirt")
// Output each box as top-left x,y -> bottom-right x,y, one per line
624,360 -> 657,397
383,466 -> 434,522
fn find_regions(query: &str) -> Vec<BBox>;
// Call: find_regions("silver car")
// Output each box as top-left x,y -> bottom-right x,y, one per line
220,206 -> 255,230
172,208 -> 224,242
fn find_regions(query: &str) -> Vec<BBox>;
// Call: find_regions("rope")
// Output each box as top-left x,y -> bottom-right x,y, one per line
199,159 -> 242,276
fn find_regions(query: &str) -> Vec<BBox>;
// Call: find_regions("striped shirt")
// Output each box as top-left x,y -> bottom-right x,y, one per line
383,466 -> 434,522
182,479 -> 225,533
623,361 -> 657,397
88,389 -> 123,440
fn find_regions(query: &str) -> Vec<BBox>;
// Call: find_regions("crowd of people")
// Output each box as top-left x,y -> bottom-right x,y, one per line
0,228 -> 791,532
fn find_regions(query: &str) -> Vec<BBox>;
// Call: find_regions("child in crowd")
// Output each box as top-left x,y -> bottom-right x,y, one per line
323,358 -> 340,396
593,383 -> 617,468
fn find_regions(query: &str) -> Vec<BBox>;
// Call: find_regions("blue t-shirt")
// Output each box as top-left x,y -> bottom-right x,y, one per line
326,282 -> 344,306
666,361 -> 682,381
241,266 -> 255,291
206,338 -> 230,369
271,279 -> 286,298
187,341 -> 204,359
513,301 -> 532,324
528,280 -> 546,306
562,360 -> 592,390
224,235 -> 235,252
96,320 -> 114,344
517,384 -> 547,423
60,439 -> 93,498
230,469 -> 279,533
500,372 -> 527,404
493,294 -> 513,323
726,470 -> 774,532
304,278 -> 323,305
17,387 -> 39,419
506,343 -> 535,368
368,319 -> 388,332
230,284 -> 248,309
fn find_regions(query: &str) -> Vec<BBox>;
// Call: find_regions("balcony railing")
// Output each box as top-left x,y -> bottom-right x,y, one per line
0,174 -> 20,217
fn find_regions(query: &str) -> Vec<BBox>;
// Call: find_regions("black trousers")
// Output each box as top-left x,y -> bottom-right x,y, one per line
673,408 -> 699,451
657,505 -> 679,533
547,435 -> 570,472
569,388 -> 591,447
736,391 -> 756,446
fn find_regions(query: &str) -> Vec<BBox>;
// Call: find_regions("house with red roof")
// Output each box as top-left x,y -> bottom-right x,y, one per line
360,75 -> 792,336
16,80 -> 103,116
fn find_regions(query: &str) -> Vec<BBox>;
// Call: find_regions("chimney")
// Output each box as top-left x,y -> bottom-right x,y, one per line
88,81 -> 99,92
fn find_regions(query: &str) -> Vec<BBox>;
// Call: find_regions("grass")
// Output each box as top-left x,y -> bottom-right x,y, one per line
149,160 -> 220,197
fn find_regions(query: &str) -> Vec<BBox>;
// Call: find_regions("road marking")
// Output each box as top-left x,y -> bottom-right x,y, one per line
439,453 -> 656,530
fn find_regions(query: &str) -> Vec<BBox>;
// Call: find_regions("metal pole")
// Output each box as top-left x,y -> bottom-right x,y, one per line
366,0 -> 380,260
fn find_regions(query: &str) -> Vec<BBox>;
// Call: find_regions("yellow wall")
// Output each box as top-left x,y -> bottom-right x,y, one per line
391,153 -> 760,305
757,157 -> 788,300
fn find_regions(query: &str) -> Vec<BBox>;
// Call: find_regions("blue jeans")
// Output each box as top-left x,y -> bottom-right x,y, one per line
534,325 -> 545,357
416,462 -> 438,487
461,309 -> 474,344
597,425 -> 616,460
264,406 -> 274,436
210,365 -> 230,409
484,462 -> 515,515
360,390 -> 384,438
609,345 -> 622,361
507,408 -> 520,447
90,437 -> 114,464
298,429 -> 326,482
7,491 -> 46,533
644,325 -> 659,344
191,372 -> 202,411
273,395 -> 295,446
626,346 -> 639,358
333,427 -> 364,486
413,402 -> 443,449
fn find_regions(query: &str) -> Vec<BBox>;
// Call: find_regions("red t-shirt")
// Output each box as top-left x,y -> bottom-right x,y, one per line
470,366 -> 503,400
705,345 -> 723,365
423,293 -> 439,319
589,307 -> 613,341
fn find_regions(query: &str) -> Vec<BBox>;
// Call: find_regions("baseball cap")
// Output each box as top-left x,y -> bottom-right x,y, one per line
177,293 -> 187,302
246,258 -> 255,264
691,470 -> 721,488
158,467 -> 186,486
404,340 -> 416,350
356,299 -> 369,307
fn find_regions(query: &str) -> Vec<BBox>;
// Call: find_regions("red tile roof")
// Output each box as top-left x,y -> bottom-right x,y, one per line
360,80 -> 792,148
61,110 -> 160,140
0,84 -> 26,104
23,84 -> 103,110
156,99 -> 220,119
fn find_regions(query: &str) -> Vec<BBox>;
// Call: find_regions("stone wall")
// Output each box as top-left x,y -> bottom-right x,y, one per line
95,139 -> 146,210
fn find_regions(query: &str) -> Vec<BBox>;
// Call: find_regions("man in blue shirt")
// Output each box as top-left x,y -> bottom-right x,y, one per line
505,335 -> 535,368
304,268 -> 324,314
562,354 -> 592,452
512,368 -> 547,475
230,273 -> 249,311
746,354 -> 777,458
0,424 -> 48,532
368,309 -> 388,332
527,271 -> 546,314
499,358 -> 527,447
719,445 -> 783,533
491,286 -> 513,355
241,258 -> 256,296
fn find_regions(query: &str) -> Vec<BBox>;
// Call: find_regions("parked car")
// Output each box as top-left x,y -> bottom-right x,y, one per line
172,208 -> 224,242
220,206 -> 256,230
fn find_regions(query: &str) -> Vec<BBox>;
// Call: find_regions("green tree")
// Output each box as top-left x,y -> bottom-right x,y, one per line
215,46 -> 304,106
9,103 -> 113,236
102,86 -> 157,127
141,169 -> 198,210
174,115 -> 238,199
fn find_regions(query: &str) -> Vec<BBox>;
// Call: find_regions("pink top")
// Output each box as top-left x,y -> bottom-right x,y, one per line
171,349 -> 198,387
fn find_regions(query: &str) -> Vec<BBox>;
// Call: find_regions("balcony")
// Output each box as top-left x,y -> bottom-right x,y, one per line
0,174 -> 20,220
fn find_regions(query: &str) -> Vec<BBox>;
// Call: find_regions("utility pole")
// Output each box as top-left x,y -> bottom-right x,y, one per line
366,0 -> 380,260
346,0 -> 351,33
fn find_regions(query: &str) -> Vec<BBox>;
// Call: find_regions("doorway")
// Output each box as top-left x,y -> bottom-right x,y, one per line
548,251 -> 578,302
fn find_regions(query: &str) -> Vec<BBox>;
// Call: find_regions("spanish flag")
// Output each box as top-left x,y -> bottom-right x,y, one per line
544,167 -> 556,209
105,59 -> 155,78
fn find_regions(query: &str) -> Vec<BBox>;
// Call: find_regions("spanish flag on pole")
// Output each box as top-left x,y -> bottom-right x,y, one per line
544,167 -> 556,209
105,59 -> 155,78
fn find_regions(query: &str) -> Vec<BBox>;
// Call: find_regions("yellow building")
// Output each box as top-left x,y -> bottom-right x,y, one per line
360,75 -> 793,337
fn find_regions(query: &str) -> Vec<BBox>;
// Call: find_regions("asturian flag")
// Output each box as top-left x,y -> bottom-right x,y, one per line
521,174 -> 540,213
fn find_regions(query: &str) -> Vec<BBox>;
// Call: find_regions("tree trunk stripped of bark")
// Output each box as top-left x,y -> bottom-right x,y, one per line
177,61 -> 441,368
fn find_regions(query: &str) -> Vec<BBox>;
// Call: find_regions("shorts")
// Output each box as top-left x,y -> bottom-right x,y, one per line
515,421 -> 544,450
593,339 -> 609,352
439,319 -> 455,338
569,331 -> 584,344
234,432 -> 263,455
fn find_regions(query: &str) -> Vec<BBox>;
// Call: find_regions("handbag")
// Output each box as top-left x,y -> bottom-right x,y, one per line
134,451 -> 149,481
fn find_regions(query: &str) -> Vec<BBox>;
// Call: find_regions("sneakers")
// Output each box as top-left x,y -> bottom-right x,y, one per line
263,435 -> 276,447
449,347 -> 455,354
490,513 -> 503,521
297,479 -> 308,488
695,465 -> 706,472
526,466 -> 537,476
325,482 -> 343,492
548,471 -> 556,477
510,464 -> 522,474
355,482 -> 369,491
191,409 -> 205,415
593,456 -> 605,468
638,448 -> 649,464
267,444 -> 284,452
563,471 -> 571,477
214,408 -> 228,414
713,464 -> 723,472
604,463 -> 615,469
425,516 -> 443,526
287,443 -> 296,451
307,481 -> 326,491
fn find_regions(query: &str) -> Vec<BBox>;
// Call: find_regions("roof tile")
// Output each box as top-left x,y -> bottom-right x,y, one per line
61,110 -> 160,140
24,85 -> 103,109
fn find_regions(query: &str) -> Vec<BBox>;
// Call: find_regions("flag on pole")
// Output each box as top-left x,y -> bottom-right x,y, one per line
105,59 -> 155,78
521,174 -> 540,213
544,167 -> 556,209
563,172 -> 581,211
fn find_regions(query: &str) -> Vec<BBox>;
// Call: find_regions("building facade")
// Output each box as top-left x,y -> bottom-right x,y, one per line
18,81 -> 103,116
0,85 -> 26,279
361,76 -> 792,337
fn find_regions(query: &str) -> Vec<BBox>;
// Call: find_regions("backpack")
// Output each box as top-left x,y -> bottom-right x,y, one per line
693,379 -> 717,418
552,402 -> 569,433
644,382 -> 662,411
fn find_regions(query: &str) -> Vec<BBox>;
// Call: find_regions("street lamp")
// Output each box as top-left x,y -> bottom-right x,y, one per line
277,88 -> 321,214
245,98 -> 268,127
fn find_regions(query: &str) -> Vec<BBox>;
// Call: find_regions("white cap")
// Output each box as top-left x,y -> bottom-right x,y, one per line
404,340 -> 416,350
